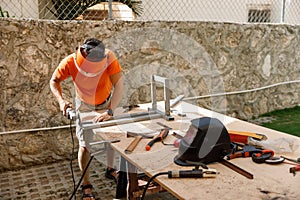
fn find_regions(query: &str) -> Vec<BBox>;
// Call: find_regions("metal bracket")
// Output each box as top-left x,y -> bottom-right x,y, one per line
150,75 -> 174,121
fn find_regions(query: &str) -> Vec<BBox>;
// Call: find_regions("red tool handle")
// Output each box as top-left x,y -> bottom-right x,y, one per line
229,134 -> 249,144
228,149 -> 273,160
228,151 -> 251,160
261,149 -> 274,156
290,165 -> 300,176
145,129 -> 169,151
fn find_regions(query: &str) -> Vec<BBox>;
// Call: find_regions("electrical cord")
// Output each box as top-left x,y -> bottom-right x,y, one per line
69,118 -> 76,200
141,172 -> 169,200
69,155 -> 94,200
68,109 -> 95,200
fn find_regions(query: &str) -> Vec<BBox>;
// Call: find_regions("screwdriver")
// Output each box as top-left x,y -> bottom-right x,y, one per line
145,129 -> 169,151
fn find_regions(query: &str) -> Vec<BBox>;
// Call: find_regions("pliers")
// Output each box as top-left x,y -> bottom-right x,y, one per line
280,156 -> 300,176
226,143 -> 275,164
226,144 -> 262,160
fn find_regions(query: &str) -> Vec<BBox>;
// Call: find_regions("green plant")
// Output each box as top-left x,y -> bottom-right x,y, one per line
0,6 -> 10,17
259,106 -> 300,137
50,0 -> 143,20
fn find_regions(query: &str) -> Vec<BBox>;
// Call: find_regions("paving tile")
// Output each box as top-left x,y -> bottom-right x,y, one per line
0,159 -> 116,200
0,157 -> 177,200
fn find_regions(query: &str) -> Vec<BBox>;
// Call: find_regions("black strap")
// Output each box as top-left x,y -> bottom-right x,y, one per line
81,184 -> 93,190
81,184 -> 95,199
82,193 -> 95,198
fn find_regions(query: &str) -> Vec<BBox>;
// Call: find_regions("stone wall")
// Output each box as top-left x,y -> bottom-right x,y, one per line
0,128 -> 76,172
0,18 -> 299,170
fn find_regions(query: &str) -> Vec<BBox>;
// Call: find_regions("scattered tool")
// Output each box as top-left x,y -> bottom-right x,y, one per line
145,129 -> 169,151
140,166 -> 217,200
219,159 -> 253,179
125,136 -> 143,154
167,168 -> 218,178
280,156 -> 300,176
172,131 -> 184,139
171,132 -> 184,148
156,122 -> 172,130
280,156 -> 300,164
290,165 -> 300,176
124,131 -> 154,154
173,139 -> 181,148
228,130 -> 267,144
227,144 -> 282,164
226,145 -> 261,160
251,150 -> 274,163
264,156 -> 285,164
126,131 -> 156,139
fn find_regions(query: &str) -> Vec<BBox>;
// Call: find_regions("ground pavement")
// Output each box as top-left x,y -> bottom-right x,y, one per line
0,157 -> 176,200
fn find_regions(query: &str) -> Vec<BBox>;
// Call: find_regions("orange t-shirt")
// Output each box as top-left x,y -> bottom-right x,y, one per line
54,50 -> 122,105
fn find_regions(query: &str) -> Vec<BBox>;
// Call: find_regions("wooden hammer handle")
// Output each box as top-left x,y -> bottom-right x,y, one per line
125,136 -> 142,154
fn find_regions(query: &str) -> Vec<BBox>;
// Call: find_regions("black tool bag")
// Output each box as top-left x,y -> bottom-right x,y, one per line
174,117 -> 232,166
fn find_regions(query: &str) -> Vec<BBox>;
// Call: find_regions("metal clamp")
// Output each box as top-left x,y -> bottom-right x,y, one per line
81,75 -> 176,131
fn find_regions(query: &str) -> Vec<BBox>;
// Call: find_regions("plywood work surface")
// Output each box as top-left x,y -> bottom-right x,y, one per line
93,102 -> 300,200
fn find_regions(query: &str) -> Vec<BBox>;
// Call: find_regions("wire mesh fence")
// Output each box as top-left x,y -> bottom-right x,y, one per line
0,0 -> 300,24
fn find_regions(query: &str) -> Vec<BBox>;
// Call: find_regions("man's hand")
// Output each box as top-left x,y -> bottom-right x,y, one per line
59,100 -> 72,116
50,74 -> 72,116
93,111 -> 112,123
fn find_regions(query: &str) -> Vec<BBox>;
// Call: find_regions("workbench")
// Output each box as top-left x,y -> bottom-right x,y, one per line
89,101 -> 300,200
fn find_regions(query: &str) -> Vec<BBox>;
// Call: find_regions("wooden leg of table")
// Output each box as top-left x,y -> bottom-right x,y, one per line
127,161 -> 139,200
116,156 -> 127,199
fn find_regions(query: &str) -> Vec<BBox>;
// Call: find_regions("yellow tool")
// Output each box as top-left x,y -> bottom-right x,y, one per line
228,130 -> 267,141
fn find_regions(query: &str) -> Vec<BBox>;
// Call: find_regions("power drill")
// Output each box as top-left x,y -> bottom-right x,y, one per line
66,107 -> 76,120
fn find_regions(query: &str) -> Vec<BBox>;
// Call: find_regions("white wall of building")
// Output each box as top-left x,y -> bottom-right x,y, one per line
0,0 -> 299,24
0,0 -> 39,19
137,0 -> 300,24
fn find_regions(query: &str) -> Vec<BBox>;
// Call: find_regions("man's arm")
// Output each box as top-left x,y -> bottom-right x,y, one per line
49,73 -> 72,116
93,71 -> 124,123
108,71 -> 124,111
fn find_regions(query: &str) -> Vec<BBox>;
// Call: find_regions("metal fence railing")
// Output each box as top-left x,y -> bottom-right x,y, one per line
1,0 -> 300,24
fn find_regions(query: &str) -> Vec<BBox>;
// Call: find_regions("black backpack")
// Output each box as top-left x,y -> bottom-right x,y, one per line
174,117 -> 232,166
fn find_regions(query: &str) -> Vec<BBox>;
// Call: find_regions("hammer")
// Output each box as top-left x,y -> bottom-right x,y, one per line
124,131 -> 154,154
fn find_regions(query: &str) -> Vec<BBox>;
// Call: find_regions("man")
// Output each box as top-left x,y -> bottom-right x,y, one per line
50,38 -> 123,199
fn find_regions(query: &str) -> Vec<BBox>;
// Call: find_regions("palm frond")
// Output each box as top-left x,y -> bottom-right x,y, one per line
50,0 -> 143,20
117,0 -> 143,16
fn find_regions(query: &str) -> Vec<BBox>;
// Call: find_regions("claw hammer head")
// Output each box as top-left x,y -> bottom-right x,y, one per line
124,132 -> 155,154
126,131 -> 155,138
